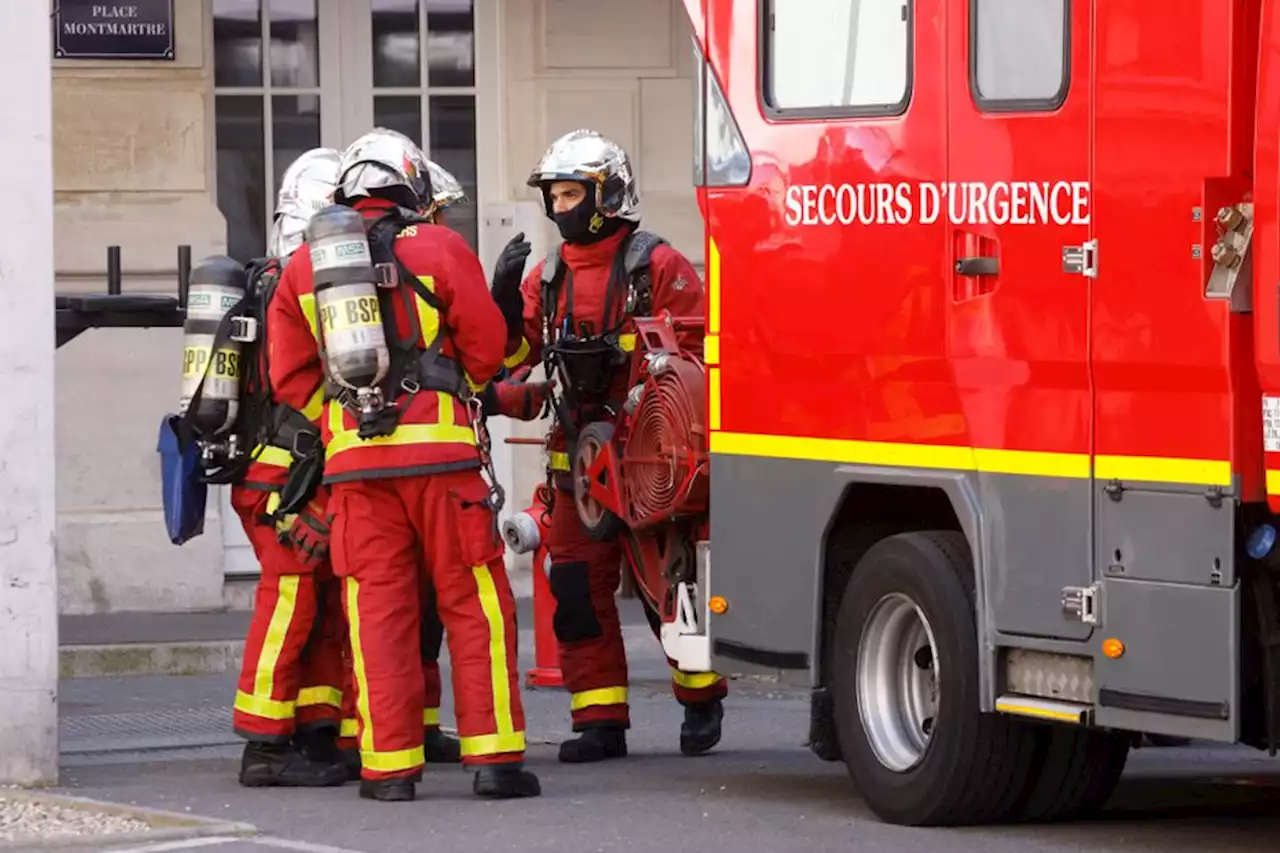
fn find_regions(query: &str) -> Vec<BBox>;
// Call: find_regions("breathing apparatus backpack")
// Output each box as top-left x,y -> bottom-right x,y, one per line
162,254 -> 321,543
306,203 -> 470,442
537,228 -> 668,428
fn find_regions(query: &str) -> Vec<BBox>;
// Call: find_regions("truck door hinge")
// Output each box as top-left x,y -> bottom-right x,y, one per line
1102,479 -> 1124,502
1062,239 -> 1098,278
1205,485 -> 1225,508
1062,583 -> 1100,625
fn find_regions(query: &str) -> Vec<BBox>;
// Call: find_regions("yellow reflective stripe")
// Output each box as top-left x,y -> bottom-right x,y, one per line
707,236 -> 721,334
340,718 -> 359,739
710,431 -> 1232,486
234,690 -> 295,721
569,686 -> 628,711
299,292 -> 318,342
1094,454 -> 1232,487
1268,469 -> 1280,495
297,686 -> 343,709
671,669 -> 722,690
460,732 -> 527,757
704,334 -> 719,365
618,333 -> 636,352
972,448 -> 1089,480
437,391 -> 454,426
256,446 -> 294,469
345,577 -> 375,757
265,492 -> 283,516
466,374 -> 486,393
326,402 -> 475,456
254,575 -> 300,699
505,337 -> 531,368
470,564 -> 519,755
548,451 -> 571,471
708,368 -> 721,432
423,708 -> 440,727
361,745 -> 426,773
414,276 -> 441,349
301,385 -> 325,422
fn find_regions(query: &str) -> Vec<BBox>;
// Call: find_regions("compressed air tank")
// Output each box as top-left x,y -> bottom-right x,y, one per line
179,255 -> 248,437
305,204 -> 390,393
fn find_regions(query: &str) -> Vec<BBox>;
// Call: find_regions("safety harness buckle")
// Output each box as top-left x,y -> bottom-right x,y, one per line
291,429 -> 319,460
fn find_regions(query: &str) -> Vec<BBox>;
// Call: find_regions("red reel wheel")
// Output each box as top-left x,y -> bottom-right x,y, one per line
622,525 -> 697,625
571,421 -> 625,542
623,357 -> 708,528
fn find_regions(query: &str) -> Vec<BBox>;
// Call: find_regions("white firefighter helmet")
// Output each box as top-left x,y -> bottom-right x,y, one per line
334,127 -> 433,211
527,128 -> 641,223
268,147 -> 341,259
426,159 -> 467,216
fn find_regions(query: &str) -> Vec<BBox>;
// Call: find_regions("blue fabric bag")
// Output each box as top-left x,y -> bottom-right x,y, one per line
157,413 -> 207,545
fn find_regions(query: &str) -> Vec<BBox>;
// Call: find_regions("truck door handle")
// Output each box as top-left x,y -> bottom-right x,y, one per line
955,256 -> 999,276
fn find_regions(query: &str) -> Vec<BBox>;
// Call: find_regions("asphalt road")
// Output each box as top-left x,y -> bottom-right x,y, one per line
53,674 -> 1280,853
42,597 -> 1280,852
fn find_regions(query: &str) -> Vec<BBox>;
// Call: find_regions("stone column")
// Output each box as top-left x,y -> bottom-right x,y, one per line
0,2 -> 59,785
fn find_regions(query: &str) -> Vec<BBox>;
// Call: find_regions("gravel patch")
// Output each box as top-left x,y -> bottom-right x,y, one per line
0,794 -> 150,844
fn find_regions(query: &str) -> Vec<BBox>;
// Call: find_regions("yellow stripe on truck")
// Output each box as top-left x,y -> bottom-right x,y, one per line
708,431 -> 1231,486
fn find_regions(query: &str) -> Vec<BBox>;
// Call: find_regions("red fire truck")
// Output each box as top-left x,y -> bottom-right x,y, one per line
660,0 -> 1280,828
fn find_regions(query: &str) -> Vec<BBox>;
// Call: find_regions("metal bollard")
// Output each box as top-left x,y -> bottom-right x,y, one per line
106,245 -> 122,295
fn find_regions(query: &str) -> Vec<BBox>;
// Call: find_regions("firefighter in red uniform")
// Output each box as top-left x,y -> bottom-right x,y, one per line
331,155 -> 470,778
267,128 -> 540,803
490,129 -> 729,763
230,147 -> 349,788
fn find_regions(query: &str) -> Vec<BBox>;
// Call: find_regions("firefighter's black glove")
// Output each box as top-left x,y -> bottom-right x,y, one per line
491,232 -> 531,337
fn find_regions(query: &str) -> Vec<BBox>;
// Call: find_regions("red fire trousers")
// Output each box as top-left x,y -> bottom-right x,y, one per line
230,486 -> 345,741
336,586 -> 449,752
545,484 -> 728,730
329,469 -> 527,781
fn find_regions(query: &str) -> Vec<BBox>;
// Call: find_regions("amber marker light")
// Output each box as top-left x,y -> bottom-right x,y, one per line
709,596 -> 729,615
1102,638 -> 1125,659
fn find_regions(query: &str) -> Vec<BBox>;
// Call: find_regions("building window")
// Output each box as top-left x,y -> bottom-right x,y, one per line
763,0 -> 911,116
971,0 -> 1069,109
213,0 -> 321,263
371,0 -> 479,250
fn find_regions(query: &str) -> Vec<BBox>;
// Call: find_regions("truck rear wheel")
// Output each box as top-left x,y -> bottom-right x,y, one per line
831,531 -> 1040,826
1009,725 -> 1129,822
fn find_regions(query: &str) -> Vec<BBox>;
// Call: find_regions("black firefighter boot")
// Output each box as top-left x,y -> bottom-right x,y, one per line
473,763 -> 542,799
359,773 -> 420,803
680,699 -> 724,756
557,725 -> 628,763
425,727 -> 462,763
239,739 -> 349,788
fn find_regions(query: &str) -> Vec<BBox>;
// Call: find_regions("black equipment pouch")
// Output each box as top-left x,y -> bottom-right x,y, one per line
273,444 -> 324,519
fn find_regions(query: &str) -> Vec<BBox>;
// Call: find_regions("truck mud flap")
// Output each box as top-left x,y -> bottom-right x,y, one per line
1093,577 -> 1238,742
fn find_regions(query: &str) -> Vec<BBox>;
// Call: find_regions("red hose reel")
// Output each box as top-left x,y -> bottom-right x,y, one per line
571,313 -> 709,543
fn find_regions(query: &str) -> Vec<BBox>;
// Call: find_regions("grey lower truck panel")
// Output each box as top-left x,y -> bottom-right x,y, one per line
1092,576 -> 1239,741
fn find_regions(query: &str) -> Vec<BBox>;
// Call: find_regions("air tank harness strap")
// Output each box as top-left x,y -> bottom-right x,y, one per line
263,404 -> 320,460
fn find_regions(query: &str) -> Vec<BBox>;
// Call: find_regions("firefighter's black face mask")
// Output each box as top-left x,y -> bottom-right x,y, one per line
551,186 -> 626,246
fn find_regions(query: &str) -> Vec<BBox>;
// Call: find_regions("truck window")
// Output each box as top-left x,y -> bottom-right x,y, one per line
970,0 -> 1069,110
762,0 -> 911,117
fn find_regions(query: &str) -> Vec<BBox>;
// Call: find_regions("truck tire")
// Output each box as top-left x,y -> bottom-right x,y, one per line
831,530 -> 1040,826
1009,725 -> 1130,822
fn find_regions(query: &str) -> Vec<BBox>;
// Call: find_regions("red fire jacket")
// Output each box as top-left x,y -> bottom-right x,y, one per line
268,198 -> 507,482
504,225 -> 706,472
